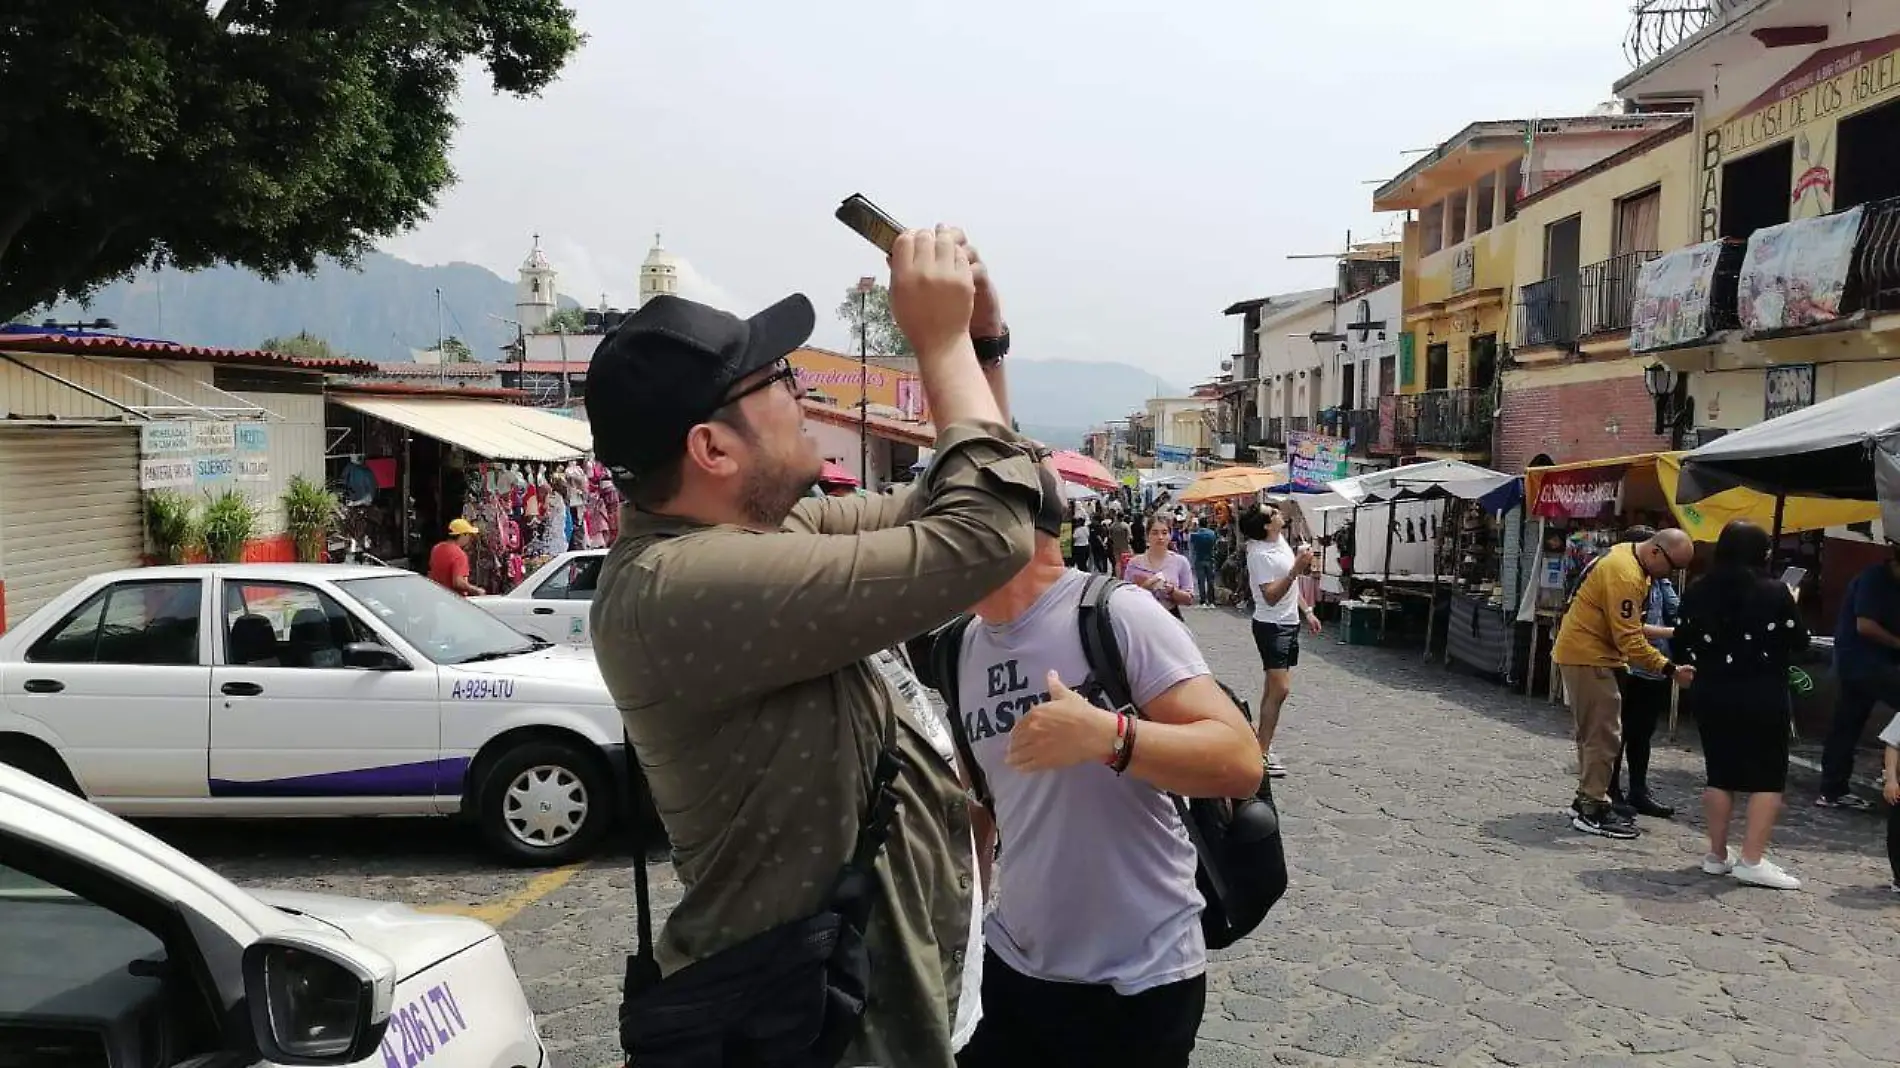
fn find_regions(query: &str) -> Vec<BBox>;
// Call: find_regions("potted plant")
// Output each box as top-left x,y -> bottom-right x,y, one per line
144,491 -> 203,564
201,488 -> 259,563
282,475 -> 339,563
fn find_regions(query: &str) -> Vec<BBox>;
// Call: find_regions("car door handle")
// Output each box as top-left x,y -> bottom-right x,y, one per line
221,681 -> 264,697
531,607 -> 556,615
22,679 -> 63,694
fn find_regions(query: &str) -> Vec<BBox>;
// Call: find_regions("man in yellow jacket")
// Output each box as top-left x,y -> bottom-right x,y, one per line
1552,529 -> 1698,839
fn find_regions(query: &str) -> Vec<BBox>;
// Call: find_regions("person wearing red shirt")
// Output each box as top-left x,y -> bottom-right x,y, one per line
429,518 -> 485,596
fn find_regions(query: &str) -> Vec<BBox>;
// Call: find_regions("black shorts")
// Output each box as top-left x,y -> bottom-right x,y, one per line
1252,620 -> 1300,670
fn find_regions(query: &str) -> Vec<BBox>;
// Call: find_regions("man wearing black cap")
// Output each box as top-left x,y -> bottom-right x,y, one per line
589,226 -> 1043,1068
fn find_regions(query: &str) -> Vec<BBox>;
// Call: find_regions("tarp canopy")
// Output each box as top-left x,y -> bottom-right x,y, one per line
1677,374 -> 1900,535
1530,450 -> 1878,542
333,395 -> 583,462
1328,459 -> 1516,510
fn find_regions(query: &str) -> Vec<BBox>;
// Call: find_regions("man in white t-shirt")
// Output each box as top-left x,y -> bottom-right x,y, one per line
1241,504 -> 1321,778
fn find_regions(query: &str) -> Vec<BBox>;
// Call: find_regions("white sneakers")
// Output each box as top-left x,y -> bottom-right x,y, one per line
1702,848 -> 1801,889
1731,856 -> 1802,890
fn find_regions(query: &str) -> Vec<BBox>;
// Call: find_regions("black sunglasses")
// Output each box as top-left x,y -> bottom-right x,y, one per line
715,358 -> 801,412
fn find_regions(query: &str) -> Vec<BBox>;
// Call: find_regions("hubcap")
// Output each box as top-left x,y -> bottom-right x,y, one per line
503,764 -> 589,848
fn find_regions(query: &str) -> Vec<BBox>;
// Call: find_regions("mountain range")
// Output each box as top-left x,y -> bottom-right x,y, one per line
39,255 -> 1178,445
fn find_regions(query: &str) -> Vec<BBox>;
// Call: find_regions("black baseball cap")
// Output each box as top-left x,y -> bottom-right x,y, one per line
586,293 -> 816,482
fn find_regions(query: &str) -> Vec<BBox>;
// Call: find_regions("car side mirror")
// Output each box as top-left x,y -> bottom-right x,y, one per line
342,642 -> 406,671
242,932 -> 395,1066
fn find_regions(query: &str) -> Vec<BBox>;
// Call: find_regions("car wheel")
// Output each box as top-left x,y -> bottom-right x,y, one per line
478,740 -> 611,867
0,741 -> 82,796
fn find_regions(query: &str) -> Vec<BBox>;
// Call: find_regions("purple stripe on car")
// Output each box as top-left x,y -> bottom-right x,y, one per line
210,757 -> 472,798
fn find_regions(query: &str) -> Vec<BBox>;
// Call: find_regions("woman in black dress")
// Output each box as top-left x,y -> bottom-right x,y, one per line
1676,520 -> 1809,890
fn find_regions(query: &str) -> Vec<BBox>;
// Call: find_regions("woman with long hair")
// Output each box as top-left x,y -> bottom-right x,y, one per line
1123,515 -> 1196,619
1675,520 -> 1809,889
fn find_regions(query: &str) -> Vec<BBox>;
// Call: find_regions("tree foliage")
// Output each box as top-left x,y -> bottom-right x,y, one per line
538,307 -> 588,333
432,336 -> 474,362
0,1 -> 584,323
834,283 -> 915,357
259,330 -> 345,362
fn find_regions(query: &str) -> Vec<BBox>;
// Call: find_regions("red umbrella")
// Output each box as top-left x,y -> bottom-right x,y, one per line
1049,450 -> 1117,491
819,460 -> 860,486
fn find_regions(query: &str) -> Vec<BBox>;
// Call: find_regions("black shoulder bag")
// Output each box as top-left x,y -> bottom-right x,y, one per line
912,575 -> 1288,952
617,706 -> 906,1068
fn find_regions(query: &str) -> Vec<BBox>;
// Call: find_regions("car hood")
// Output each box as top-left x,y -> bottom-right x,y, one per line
254,890 -> 496,980
448,644 -> 602,684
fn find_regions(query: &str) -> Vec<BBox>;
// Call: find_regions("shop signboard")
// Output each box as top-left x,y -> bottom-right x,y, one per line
1739,205 -> 1864,334
1631,240 -> 1727,353
1764,364 -> 1817,420
234,421 -> 271,482
1288,431 -> 1348,491
1154,444 -> 1193,466
193,421 -> 236,487
138,420 -> 196,491
1530,465 -> 1627,520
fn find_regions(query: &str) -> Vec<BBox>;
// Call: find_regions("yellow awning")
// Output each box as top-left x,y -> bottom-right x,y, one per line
498,405 -> 592,452
334,396 -> 583,462
1525,451 -> 1878,542
1177,466 -> 1286,504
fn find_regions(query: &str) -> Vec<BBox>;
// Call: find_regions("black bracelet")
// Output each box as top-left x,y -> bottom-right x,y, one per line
974,329 -> 1010,365
1112,714 -> 1138,775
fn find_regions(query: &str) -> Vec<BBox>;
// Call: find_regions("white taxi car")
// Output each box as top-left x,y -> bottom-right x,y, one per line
1,762 -> 547,1068
469,551 -> 605,647
0,564 -> 637,866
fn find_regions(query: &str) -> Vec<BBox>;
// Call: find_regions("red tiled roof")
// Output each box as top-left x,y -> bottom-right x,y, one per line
505,361 -> 592,374
800,399 -> 936,447
0,332 -> 375,372
373,361 -> 499,377
331,381 -> 530,402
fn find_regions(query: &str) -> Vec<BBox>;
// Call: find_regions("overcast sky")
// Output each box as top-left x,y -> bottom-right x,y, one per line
384,0 -> 1638,384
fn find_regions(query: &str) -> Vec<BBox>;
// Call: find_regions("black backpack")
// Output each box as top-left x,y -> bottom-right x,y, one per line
914,574 -> 1288,951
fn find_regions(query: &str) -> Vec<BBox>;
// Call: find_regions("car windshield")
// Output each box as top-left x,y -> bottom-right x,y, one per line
338,574 -> 544,665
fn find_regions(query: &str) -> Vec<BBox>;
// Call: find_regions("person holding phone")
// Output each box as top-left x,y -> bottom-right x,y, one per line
1241,503 -> 1322,779
590,225 -> 1044,1068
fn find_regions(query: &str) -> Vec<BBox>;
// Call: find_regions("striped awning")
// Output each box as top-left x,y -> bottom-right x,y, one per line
333,396 -> 582,462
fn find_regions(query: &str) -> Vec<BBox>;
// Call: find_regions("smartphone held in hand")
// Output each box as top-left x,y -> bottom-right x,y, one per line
1780,566 -> 1807,591
836,194 -> 904,253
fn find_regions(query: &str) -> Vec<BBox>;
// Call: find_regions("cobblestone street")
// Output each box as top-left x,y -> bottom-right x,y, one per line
177,605 -> 1900,1068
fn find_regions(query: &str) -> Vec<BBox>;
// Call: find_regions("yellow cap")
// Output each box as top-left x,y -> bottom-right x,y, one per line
447,518 -> 480,537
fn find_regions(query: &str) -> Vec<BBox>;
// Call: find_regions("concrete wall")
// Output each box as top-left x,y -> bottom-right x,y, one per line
1403,218 -> 1516,394
1257,302 -> 1335,421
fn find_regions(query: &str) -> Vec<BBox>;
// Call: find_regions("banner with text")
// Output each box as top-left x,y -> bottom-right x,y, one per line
138,421 -> 196,491
1288,431 -> 1349,491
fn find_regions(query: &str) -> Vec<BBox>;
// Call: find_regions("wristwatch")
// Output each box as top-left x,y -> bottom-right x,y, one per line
973,328 -> 1010,366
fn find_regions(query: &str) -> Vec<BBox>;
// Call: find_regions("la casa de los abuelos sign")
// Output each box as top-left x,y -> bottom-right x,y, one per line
1699,33 -> 1900,239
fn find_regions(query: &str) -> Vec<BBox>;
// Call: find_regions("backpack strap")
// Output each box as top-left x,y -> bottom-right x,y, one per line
1073,574 -> 1236,906
922,615 -> 992,811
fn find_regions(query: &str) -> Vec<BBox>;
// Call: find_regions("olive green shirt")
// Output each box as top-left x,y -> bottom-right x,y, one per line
592,420 -> 1041,1068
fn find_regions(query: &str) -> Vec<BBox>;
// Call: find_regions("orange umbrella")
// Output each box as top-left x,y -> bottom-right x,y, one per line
1176,465 -> 1285,504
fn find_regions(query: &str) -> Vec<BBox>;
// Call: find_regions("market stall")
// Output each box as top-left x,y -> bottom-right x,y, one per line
1676,376 -> 1898,742
324,386 -> 612,593
1325,461 -> 1517,656
1522,450 -> 1877,699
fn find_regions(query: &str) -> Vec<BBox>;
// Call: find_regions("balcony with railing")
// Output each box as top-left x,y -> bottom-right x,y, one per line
1242,416 -> 1264,447
1516,275 -> 1579,351
1264,417 -> 1284,446
1284,415 -> 1311,438
1579,250 -> 1659,335
1345,408 -> 1380,454
1849,195 -> 1900,315
1403,388 -> 1493,453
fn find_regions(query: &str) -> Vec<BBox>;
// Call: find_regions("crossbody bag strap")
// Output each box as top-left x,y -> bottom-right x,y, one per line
1074,576 -> 1234,905
627,735 -> 661,989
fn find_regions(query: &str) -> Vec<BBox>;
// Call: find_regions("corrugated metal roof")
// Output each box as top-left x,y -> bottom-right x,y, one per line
332,395 -> 582,462
0,332 -> 375,372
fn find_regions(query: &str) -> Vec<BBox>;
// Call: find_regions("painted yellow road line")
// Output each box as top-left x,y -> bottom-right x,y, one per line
419,861 -> 587,926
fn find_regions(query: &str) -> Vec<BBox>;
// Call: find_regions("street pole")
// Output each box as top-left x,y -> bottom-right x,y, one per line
435,287 -> 445,382
856,277 -> 875,488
